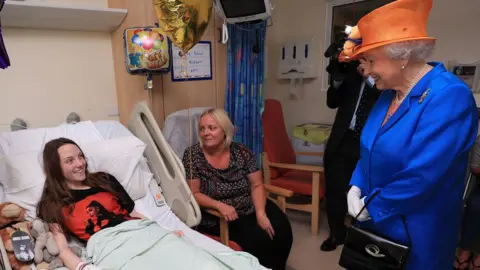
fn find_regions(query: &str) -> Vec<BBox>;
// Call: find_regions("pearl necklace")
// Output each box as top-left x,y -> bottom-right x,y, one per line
384,64 -> 432,124
394,64 -> 432,105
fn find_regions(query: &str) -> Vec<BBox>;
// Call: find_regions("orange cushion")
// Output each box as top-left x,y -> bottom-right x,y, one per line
271,170 -> 325,197
202,234 -> 243,251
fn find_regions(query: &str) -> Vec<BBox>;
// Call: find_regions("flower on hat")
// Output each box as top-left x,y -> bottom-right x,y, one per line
342,25 -> 362,58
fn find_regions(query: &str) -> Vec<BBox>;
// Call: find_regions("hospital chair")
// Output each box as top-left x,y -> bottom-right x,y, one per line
0,101 -> 271,270
205,184 -> 293,250
162,107 -> 294,251
262,99 -> 326,236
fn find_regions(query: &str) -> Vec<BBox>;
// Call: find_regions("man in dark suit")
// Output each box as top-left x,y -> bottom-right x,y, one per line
320,58 -> 380,251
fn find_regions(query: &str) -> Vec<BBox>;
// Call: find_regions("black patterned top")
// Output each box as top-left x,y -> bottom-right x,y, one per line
182,142 -> 260,227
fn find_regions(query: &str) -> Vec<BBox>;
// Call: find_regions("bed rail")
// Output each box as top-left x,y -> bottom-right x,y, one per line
127,101 -> 201,227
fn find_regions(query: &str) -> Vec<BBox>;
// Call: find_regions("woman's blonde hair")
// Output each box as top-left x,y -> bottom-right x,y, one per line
198,108 -> 234,148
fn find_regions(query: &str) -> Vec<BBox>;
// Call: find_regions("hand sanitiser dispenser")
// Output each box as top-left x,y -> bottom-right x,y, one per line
277,38 -> 319,99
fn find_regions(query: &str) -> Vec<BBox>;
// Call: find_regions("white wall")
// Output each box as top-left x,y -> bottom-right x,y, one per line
0,0 -> 118,131
265,0 -> 480,136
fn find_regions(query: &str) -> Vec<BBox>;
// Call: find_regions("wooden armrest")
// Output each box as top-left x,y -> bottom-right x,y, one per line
296,151 -> 324,157
205,209 -> 222,218
264,184 -> 293,197
269,162 -> 324,172
204,209 -> 229,245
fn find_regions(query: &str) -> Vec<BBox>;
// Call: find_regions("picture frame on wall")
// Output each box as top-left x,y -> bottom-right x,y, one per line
170,41 -> 213,82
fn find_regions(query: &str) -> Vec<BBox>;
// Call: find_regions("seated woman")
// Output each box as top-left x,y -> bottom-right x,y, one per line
36,137 -> 264,270
455,136 -> 480,270
181,108 -> 293,270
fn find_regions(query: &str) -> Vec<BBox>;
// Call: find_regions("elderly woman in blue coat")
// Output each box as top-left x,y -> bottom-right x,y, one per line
339,0 -> 479,269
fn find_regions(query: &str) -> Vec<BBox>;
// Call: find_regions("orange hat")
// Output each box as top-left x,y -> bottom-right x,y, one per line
339,0 -> 436,62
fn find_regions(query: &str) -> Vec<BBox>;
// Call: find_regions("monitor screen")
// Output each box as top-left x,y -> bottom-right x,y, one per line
220,0 -> 267,18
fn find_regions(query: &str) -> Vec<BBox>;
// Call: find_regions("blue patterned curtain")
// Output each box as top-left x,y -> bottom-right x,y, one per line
225,21 -> 266,166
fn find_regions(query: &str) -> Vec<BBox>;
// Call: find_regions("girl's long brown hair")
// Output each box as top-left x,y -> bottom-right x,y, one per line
36,137 -> 120,234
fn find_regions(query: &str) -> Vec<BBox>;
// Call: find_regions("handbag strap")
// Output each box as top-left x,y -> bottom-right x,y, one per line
353,189 -> 412,246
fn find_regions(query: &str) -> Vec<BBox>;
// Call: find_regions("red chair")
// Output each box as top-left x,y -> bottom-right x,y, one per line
262,99 -> 326,235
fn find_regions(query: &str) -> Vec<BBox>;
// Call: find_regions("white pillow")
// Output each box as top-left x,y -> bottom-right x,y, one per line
0,151 -> 46,217
81,136 -> 149,200
0,121 -> 104,155
0,151 -> 45,193
0,121 -> 105,188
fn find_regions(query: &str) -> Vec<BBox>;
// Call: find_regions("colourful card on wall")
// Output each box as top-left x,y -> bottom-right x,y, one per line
123,27 -> 170,75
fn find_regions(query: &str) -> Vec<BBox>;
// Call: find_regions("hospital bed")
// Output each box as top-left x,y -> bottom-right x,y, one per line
0,101 -> 270,270
162,106 -> 212,159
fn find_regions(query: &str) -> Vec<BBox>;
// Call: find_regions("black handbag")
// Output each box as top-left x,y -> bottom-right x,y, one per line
339,190 -> 411,270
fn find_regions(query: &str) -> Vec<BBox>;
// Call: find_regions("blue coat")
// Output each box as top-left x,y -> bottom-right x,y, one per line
350,62 -> 478,270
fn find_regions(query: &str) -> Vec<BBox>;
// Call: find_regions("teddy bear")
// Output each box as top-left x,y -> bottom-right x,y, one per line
0,203 -> 26,226
34,245 -> 82,270
0,202 -> 31,270
29,218 -> 60,265
342,25 -> 362,59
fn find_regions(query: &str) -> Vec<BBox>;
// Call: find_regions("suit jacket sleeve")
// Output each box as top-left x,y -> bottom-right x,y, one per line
365,83 -> 478,224
350,161 -> 368,193
326,80 -> 348,109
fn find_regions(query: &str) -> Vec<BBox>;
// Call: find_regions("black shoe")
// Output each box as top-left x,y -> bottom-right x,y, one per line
320,236 -> 345,252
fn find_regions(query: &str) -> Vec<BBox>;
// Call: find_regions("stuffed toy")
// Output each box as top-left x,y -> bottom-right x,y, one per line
0,202 -> 31,270
0,203 -> 26,226
0,226 -> 31,270
40,245 -> 82,270
34,245 -> 82,270
29,218 -> 60,264
341,25 -> 362,60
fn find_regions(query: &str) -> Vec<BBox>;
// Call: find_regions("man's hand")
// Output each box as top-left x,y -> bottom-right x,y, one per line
326,60 -> 347,82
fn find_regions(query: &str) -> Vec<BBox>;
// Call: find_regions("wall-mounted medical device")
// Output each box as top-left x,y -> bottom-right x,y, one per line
214,0 -> 272,24
277,38 -> 319,80
277,38 -> 319,99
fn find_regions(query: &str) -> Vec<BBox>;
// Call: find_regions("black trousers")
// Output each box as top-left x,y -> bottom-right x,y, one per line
324,130 -> 360,239
198,199 -> 293,270
459,184 -> 480,253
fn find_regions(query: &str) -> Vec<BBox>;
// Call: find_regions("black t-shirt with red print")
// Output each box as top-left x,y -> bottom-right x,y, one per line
62,173 -> 139,242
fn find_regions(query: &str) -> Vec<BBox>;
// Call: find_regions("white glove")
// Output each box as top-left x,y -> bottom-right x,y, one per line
347,186 -> 362,218
356,197 -> 371,222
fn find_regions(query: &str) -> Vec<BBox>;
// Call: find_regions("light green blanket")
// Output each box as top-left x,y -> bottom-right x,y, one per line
78,219 -> 263,270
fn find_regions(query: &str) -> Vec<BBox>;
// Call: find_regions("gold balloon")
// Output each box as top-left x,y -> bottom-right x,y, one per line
154,0 -> 213,53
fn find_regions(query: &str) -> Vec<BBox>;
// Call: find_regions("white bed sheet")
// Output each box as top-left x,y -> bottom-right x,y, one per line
133,185 -> 232,253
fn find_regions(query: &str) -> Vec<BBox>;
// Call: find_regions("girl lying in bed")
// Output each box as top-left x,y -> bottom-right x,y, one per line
36,137 -> 263,270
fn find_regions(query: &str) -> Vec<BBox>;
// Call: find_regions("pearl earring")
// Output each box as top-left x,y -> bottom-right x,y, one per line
401,66 -> 405,70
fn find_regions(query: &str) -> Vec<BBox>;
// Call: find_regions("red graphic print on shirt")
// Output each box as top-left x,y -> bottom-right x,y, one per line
63,191 -> 137,242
